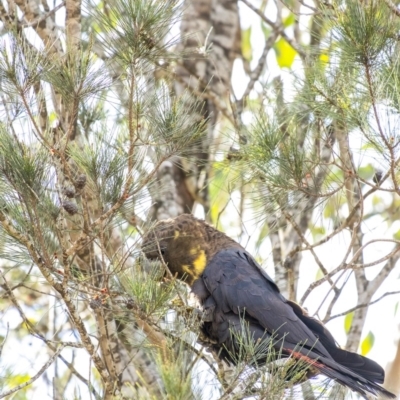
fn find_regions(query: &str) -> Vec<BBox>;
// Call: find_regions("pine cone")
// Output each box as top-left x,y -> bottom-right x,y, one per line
373,170 -> 383,184
89,298 -> 102,310
74,174 -> 87,190
62,200 -> 78,215
63,186 -> 76,198
139,31 -> 155,49
126,298 -> 135,310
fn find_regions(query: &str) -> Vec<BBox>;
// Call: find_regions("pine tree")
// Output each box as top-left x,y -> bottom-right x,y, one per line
0,0 -> 399,399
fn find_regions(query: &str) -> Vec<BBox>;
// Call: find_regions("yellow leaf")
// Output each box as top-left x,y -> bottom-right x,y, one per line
320,53 -> 329,63
372,195 -> 382,206
360,331 -> 375,356
241,27 -> 252,62
393,229 -> 400,240
49,111 -> 57,124
8,373 -> 30,387
344,311 -> 354,334
274,38 -> 297,68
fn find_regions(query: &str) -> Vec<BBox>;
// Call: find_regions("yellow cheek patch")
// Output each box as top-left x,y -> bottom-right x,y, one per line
180,250 -> 207,281
192,250 -> 207,276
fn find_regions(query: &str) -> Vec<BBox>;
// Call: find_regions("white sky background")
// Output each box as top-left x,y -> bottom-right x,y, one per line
228,0 -> 400,384
0,0 -> 400,398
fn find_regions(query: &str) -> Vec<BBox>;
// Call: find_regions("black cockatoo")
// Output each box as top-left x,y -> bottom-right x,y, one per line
141,214 -> 395,399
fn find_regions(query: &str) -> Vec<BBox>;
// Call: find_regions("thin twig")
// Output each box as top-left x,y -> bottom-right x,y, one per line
237,30 -> 280,114
240,0 -> 307,60
0,324 -> 9,359
365,61 -> 400,196
20,1 -> 65,27
326,290 -> 400,322
383,0 -> 400,17
172,66 -> 235,125
0,212 -> 113,391
282,209 -> 338,293
300,240 -> 400,304
0,344 -> 66,398
0,272 -> 100,397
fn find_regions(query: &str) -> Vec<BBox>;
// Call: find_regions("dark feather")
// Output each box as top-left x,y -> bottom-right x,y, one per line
287,300 -> 386,384
192,248 -> 395,399
142,215 -> 395,399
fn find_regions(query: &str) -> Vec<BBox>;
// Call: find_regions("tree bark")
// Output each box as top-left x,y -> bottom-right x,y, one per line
150,0 -> 240,220
382,330 -> 400,399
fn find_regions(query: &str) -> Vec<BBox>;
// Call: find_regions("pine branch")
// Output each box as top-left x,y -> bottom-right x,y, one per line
0,344 -> 66,398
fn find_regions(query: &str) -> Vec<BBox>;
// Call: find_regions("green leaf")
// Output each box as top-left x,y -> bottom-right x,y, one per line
255,223 -> 269,249
260,0 -> 268,12
372,195 -> 382,206
361,142 -> 384,152
393,229 -> 400,240
309,225 -> 326,241
315,268 -> 324,281
274,38 -> 297,68
261,22 -> 271,39
283,13 -> 295,28
209,162 -> 239,223
323,201 -> 335,219
344,311 -> 354,334
360,331 -> 375,356
357,164 -> 374,180
241,27 -> 253,62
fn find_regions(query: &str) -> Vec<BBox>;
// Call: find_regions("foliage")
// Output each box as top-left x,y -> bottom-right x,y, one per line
0,0 -> 399,398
